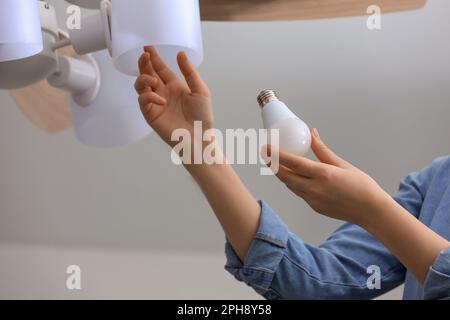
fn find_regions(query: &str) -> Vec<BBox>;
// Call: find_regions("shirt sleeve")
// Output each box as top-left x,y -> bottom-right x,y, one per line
392,157 -> 446,219
394,157 -> 450,299
423,248 -> 450,300
224,201 -> 406,300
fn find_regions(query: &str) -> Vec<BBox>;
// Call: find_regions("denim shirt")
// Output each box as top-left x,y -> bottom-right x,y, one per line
225,156 -> 450,300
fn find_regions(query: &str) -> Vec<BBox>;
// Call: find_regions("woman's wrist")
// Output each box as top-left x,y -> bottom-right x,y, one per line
181,140 -> 261,261
355,191 -> 450,283
184,144 -> 229,179
355,189 -> 396,230
180,131 -> 225,167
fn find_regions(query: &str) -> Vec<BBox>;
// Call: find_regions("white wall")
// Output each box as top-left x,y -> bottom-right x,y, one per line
0,0 -> 449,299
0,244 -> 404,300
0,244 -> 259,300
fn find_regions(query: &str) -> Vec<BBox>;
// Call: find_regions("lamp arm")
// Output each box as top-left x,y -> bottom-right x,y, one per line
51,33 -> 72,51
47,54 -> 101,107
66,0 -> 112,56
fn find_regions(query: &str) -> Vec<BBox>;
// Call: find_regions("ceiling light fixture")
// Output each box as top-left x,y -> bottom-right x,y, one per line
110,0 -> 203,76
0,0 -> 155,147
63,0 -> 203,76
0,1 -> 59,89
0,0 -> 43,62
0,0 -> 427,148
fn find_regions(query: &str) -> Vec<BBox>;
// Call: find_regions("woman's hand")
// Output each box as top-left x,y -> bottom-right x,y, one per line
268,129 -> 450,283
265,128 -> 391,225
134,46 -> 213,146
134,48 -> 260,262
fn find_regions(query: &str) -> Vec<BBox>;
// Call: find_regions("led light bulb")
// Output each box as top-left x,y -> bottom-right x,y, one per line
257,90 -> 311,156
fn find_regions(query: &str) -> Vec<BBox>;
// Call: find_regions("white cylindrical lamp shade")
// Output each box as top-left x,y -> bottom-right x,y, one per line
111,0 -> 203,76
70,51 -> 153,148
0,0 -> 43,62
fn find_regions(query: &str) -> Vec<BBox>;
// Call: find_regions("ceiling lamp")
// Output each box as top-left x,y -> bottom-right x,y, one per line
66,0 -> 427,22
0,1 -> 59,89
0,0 -> 427,148
0,1 -> 155,147
0,0 -> 43,62
110,0 -> 203,76
61,0 -> 203,76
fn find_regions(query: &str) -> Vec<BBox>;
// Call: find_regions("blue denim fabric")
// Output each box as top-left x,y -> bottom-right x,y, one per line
225,156 -> 450,300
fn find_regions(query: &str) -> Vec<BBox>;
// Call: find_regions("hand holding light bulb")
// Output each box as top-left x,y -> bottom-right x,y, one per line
257,90 -> 391,225
258,90 -> 311,156
263,129 -> 391,226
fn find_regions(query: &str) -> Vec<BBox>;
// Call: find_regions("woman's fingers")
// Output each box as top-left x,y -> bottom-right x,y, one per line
138,91 -> 167,124
138,52 -> 156,76
274,147 -> 323,178
311,128 -> 350,168
276,165 -> 311,195
144,46 -> 178,84
177,51 -> 209,96
138,91 -> 167,107
134,74 -> 159,95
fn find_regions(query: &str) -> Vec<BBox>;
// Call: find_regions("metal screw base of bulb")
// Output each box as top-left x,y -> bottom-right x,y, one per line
257,89 -> 279,108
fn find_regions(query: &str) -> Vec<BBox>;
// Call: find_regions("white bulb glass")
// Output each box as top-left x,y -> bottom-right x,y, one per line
0,0 -> 43,62
111,0 -> 203,76
69,51 -> 153,148
258,90 -> 311,156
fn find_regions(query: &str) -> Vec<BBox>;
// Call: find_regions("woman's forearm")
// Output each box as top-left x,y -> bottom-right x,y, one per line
361,194 -> 450,283
184,147 -> 261,262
